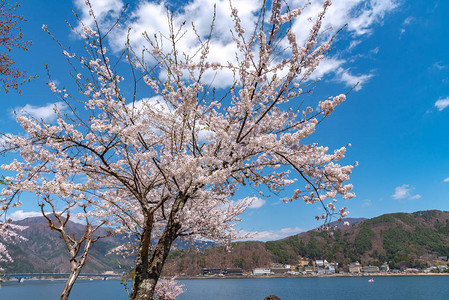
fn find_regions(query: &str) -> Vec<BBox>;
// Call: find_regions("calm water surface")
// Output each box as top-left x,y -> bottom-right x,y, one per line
1,276 -> 448,299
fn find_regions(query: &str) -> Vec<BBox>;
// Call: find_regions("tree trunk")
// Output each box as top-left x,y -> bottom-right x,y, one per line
60,267 -> 83,300
131,213 -> 155,300
60,234 -> 92,300
131,222 -> 180,300
131,195 -> 185,300
131,275 -> 158,300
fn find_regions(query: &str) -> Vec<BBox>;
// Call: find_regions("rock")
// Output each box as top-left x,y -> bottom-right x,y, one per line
264,295 -> 281,300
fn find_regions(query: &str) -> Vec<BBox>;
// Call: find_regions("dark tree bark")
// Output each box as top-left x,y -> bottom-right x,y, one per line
131,194 -> 186,300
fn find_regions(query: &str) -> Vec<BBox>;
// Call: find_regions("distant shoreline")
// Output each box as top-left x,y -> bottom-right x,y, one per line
2,272 -> 448,282
0,276 -> 121,282
170,272 -> 449,280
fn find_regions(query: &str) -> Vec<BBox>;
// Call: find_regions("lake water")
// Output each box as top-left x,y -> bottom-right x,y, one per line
1,276 -> 449,299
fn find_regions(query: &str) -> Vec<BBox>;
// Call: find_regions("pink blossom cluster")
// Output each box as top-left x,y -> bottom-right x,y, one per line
0,222 -> 27,271
154,278 -> 184,300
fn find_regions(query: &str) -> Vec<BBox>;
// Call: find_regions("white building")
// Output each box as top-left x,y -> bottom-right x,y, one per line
252,268 -> 271,276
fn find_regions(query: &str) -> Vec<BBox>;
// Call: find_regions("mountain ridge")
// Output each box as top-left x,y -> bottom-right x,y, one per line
2,210 -> 449,275
162,210 -> 449,275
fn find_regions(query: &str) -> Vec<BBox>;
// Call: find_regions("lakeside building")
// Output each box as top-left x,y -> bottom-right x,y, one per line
304,266 -> 314,275
252,268 -> 271,276
298,258 -> 309,267
327,264 -> 336,274
314,260 -> 329,268
202,268 -> 221,276
102,271 -> 116,275
223,268 -> 243,276
271,267 -> 291,274
317,268 -> 326,275
270,263 -> 291,274
362,266 -> 379,273
380,263 -> 390,272
348,262 -> 362,274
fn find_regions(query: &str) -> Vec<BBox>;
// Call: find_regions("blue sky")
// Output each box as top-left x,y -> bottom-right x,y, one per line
1,0 -> 449,241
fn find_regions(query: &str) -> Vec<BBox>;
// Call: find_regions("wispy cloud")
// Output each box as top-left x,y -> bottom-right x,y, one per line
435,97 -> 449,111
392,184 -> 421,200
362,199 -> 372,207
443,177 -> 449,183
433,61 -> 447,70
245,196 -> 266,209
400,16 -> 415,34
242,226 -> 304,242
369,47 -> 380,55
12,102 -> 67,122
335,68 -> 374,91
309,57 -> 346,81
349,40 -> 362,50
309,61 -> 374,91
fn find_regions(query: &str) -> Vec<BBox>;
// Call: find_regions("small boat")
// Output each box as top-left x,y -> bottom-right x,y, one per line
368,278 -> 374,283
18,278 -> 25,283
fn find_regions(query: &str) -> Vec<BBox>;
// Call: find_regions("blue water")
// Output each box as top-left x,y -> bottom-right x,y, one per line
1,276 -> 449,299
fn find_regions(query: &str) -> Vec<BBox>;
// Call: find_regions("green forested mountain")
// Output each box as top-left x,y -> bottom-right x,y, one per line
2,210 -> 449,274
163,210 -> 449,275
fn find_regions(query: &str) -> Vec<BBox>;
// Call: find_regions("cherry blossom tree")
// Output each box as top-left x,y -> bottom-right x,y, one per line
0,0 -> 35,93
1,0 -> 355,298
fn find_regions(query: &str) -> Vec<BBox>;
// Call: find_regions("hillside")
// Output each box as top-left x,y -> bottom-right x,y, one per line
163,210 -> 449,275
0,216 -> 212,274
0,216 -> 134,273
2,210 -> 449,275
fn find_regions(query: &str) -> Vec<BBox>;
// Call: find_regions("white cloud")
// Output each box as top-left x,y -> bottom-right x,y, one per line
75,0 -> 397,90
13,102 -> 67,122
8,210 -> 43,221
290,0 -> 397,44
126,96 -> 169,114
435,97 -> 449,111
443,177 -> 449,183
392,184 -> 421,200
73,0 -> 124,29
309,57 -> 346,81
242,226 -> 303,241
243,196 -> 266,209
309,59 -> 373,91
335,68 -> 374,91
9,209 -> 85,224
